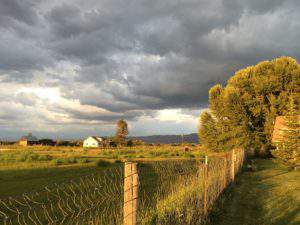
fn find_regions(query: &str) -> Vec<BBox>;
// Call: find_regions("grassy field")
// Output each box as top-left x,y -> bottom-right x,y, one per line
209,159 -> 300,225
0,145 -> 208,197
2,146 -> 298,225
0,163 -> 121,197
0,144 -> 230,224
0,144 -> 207,162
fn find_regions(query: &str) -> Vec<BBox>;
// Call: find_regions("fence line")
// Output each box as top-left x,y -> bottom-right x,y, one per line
0,166 -> 124,225
134,148 -> 245,224
1,148 -> 245,225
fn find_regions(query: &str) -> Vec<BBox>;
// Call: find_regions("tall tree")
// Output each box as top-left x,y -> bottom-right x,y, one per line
198,111 -> 220,151
272,96 -> 300,167
199,57 -> 300,155
116,119 -> 129,144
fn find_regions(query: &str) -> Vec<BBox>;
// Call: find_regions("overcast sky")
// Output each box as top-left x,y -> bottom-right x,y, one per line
0,0 -> 300,140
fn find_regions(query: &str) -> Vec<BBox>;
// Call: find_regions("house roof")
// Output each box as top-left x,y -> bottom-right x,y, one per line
272,116 -> 300,143
90,136 -> 104,143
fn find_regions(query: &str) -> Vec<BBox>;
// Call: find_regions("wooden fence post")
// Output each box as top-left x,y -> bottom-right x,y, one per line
230,149 -> 235,182
124,162 -> 138,225
223,156 -> 227,190
203,156 -> 208,215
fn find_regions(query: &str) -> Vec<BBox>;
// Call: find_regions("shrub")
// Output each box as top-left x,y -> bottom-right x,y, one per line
120,150 -> 136,155
148,151 -> 164,157
167,152 -> 178,157
67,157 -> 78,164
183,152 -> 195,158
51,157 -> 78,166
16,152 -> 39,162
77,158 -> 91,164
38,154 -> 53,161
0,153 -> 15,162
95,159 -> 113,167
126,140 -> 134,147
51,158 -> 64,165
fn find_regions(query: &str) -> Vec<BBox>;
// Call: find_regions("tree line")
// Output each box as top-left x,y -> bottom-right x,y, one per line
198,56 -> 300,157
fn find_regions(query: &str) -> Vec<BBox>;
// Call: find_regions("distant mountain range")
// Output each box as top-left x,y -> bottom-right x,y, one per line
132,133 -> 198,144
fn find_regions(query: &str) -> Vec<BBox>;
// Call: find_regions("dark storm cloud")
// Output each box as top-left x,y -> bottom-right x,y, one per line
0,0 -> 37,25
0,0 -> 300,129
60,107 -> 146,122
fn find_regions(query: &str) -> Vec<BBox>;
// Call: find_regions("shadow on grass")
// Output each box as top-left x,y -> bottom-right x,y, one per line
258,171 -> 289,181
274,206 -> 300,225
207,159 -> 300,225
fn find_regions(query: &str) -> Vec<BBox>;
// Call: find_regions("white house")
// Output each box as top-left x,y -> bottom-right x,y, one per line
83,136 -> 104,148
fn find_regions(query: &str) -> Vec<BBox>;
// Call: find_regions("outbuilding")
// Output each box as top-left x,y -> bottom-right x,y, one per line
83,136 -> 104,148
19,133 -> 39,146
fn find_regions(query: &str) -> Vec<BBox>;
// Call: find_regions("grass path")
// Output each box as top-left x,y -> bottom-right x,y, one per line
210,159 -> 300,225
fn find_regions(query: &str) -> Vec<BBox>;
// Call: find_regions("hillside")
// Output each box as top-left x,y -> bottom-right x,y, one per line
132,133 -> 198,144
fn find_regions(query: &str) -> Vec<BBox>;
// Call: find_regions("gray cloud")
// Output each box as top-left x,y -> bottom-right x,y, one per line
0,0 -> 37,25
0,0 -> 300,138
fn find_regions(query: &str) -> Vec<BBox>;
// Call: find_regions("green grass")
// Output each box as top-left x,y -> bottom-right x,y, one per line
0,145 -> 209,198
0,163 -> 119,197
0,144 -> 207,161
209,159 -> 300,225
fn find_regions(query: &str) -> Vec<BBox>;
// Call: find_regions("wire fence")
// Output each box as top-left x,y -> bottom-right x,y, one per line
0,166 -> 124,225
135,148 -> 244,225
0,148 -> 245,225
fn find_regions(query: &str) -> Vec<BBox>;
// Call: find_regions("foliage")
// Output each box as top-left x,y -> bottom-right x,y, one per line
198,111 -> 220,151
199,57 -> 300,155
0,151 -> 53,162
51,157 -> 78,165
95,159 -> 115,167
272,97 -> 300,166
126,139 -> 134,147
115,119 -> 129,145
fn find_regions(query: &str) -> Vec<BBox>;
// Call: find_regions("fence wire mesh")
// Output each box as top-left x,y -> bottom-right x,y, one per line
136,148 -> 245,225
0,148 -> 244,225
137,159 -> 204,224
0,166 -> 124,225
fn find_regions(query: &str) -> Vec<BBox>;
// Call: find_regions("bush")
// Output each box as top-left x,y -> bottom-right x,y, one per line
183,152 -> 195,158
51,158 -> 64,165
167,152 -> 178,157
148,151 -> 164,157
0,153 -> 15,162
0,152 -> 54,162
77,158 -> 91,164
16,152 -> 39,162
95,159 -> 113,167
126,140 -> 134,147
51,157 -> 78,166
67,157 -> 77,164
38,154 -> 53,161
